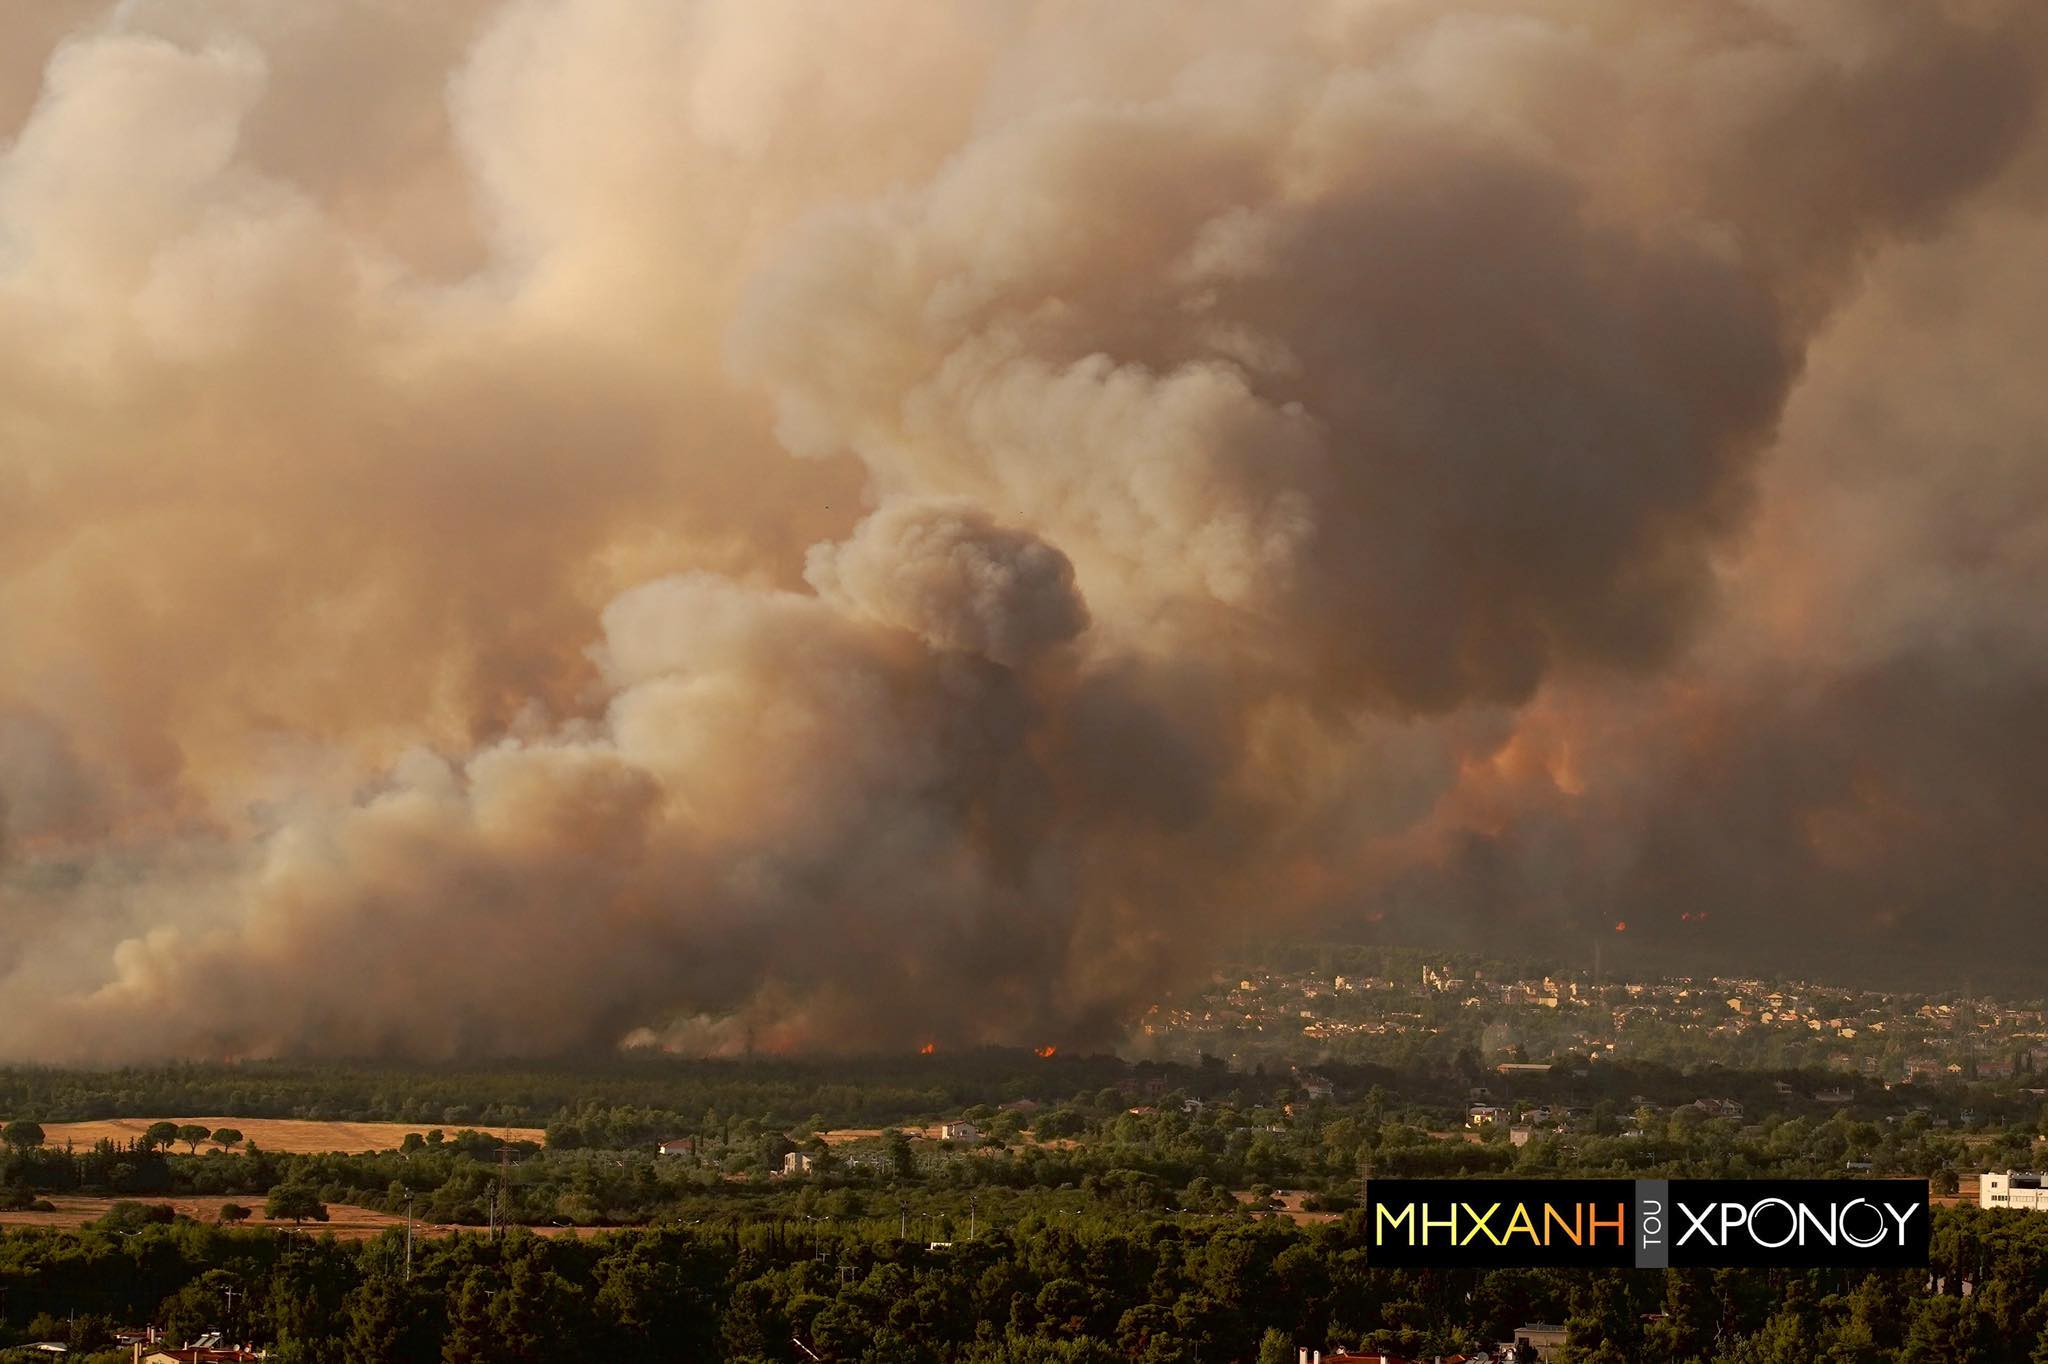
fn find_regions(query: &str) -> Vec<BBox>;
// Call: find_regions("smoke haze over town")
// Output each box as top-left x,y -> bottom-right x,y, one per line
2,0 -> 2046,1060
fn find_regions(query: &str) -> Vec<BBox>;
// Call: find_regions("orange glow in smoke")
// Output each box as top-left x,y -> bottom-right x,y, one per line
919,1042 -> 935,1055
1035,1045 -> 1057,1058
1613,920 -> 1628,932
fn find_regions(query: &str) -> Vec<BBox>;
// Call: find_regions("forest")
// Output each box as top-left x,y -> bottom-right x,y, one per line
0,1200 -> 2040,1362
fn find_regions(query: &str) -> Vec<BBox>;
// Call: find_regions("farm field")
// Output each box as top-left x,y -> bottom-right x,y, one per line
0,1195 -> 411,1240
36,1116 -> 545,1154
0,1195 -> 615,1240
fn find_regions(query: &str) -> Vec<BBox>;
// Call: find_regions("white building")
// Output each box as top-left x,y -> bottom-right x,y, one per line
1982,1171 -> 2048,1210
657,1138 -> 693,1156
782,1150 -> 814,1176
940,1120 -> 981,1143
1505,1323 -> 1569,1356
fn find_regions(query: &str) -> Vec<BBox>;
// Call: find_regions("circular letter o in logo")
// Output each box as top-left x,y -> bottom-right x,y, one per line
1841,1198 -> 1889,1249
1750,1198 -> 1798,1248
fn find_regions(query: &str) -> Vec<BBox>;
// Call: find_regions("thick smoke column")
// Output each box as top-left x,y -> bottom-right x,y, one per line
0,0 -> 2043,1058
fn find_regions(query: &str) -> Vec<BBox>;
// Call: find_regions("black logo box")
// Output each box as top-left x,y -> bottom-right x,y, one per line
1362,1178 -> 1930,1268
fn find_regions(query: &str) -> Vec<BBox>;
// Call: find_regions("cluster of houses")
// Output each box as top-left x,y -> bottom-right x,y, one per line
1153,963 -> 2048,1087
657,1115 -> 996,1177
19,1328 -> 270,1362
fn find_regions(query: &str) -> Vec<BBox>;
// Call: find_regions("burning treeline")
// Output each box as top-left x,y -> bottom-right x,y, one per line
1,1 -> 2045,1059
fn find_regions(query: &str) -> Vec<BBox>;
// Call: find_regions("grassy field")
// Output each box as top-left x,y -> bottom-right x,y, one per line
37,1116 -> 545,1154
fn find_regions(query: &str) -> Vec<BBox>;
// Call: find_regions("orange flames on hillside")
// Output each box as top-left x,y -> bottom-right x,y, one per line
1035,1045 -> 1057,1058
918,1042 -> 935,1055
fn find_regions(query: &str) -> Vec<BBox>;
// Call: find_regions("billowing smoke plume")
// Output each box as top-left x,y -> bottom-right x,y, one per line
0,0 -> 2044,1058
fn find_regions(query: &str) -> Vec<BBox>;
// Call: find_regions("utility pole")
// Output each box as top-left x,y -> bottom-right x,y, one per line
898,1200 -> 908,1240
405,1191 -> 416,1280
493,1144 -> 514,1240
968,1193 -> 976,1241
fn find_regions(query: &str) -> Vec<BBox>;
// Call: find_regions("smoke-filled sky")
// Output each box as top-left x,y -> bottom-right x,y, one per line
2,0 -> 2045,1060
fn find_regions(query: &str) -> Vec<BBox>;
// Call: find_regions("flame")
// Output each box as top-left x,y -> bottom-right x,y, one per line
1035,1045 -> 1057,1058
919,1042 -> 935,1055
1613,920 -> 1627,933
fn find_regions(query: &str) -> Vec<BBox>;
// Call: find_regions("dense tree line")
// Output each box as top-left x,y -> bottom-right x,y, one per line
2,1048 -> 2032,1141
0,1054 -> 1157,1131
3,1203 -> 2046,1362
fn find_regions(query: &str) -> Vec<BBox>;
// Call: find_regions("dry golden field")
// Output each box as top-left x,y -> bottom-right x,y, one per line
0,1194 -> 411,1239
0,1195 -> 611,1240
36,1116 -> 544,1154
1232,1189 -> 1340,1225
